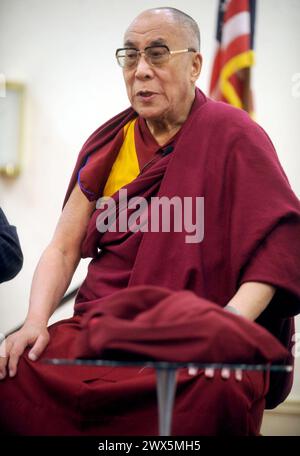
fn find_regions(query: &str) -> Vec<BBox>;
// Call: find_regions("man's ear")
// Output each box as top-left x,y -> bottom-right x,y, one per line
191,53 -> 202,83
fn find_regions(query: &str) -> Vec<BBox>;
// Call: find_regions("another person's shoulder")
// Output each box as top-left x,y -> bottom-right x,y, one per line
0,208 -> 23,283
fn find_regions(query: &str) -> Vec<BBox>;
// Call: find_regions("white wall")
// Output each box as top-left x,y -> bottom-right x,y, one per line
0,0 -> 299,403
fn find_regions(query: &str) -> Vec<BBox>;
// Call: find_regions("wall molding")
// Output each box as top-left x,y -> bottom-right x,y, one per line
265,398 -> 300,416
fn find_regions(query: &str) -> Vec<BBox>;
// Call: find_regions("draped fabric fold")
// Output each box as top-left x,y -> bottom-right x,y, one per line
66,88 -> 300,408
74,285 -> 290,367
1,89 -> 300,436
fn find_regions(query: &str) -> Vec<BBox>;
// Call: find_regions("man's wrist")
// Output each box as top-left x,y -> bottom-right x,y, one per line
224,304 -> 241,315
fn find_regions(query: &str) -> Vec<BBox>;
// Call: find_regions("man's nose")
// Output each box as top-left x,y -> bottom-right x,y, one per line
134,53 -> 154,79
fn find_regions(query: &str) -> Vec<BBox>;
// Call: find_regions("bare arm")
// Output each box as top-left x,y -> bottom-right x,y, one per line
225,281 -> 276,321
0,183 -> 95,379
26,183 -> 95,326
204,281 -> 276,380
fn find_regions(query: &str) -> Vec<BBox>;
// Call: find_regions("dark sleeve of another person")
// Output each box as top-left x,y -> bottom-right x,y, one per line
0,208 -> 23,283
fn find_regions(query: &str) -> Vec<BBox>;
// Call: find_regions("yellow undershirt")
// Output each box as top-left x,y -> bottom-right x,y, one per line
103,118 -> 140,197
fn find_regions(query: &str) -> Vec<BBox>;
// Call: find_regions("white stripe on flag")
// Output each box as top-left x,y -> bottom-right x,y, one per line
221,11 -> 250,49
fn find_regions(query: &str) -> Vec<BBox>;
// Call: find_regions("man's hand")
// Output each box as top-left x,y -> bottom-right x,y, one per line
202,281 -> 276,381
204,367 -> 243,381
0,185 -> 95,382
0,321 -> 49,380
188,367 -> 243,381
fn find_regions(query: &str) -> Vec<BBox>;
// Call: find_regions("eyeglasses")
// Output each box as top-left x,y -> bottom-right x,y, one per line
115,45 -> 197,69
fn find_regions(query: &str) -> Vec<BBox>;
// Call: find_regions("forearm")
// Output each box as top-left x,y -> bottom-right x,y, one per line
225,281 -> 276,321
26,245 -> 80,325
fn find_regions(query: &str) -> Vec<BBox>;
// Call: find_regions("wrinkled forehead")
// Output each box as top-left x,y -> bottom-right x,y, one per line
124,11 -> 187,48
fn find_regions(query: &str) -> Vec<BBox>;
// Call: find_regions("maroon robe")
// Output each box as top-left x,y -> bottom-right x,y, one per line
1,88 -> 300,435
74,285 -> 289,366
71,88 -> 300,408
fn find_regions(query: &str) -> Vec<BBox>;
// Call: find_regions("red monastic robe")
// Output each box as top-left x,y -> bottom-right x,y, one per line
1,89 -> 300,436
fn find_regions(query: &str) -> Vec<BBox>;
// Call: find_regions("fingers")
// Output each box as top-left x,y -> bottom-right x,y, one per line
28,331 -> 50,362
204,367 -> 243,381
0,328 -> 50,380
0,337 -> 13,379
220,367 -> 230,379
8,339 -> 27,378
204,367 -> 215,378
234,368 -> 243,381
188,367 -> 198,376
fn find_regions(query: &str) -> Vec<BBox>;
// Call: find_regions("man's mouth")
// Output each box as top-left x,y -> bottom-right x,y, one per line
136,90 -> 157,98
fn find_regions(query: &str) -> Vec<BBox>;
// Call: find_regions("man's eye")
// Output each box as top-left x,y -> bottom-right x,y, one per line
126,52 -> 137,59
149,49 -> 165,58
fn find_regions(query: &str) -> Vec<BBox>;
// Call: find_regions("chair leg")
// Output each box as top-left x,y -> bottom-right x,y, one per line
155,368 -> 178,436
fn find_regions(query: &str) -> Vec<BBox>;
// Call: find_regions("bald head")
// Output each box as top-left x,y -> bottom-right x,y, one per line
122,7 -> 202,128
126,7 -> 201,51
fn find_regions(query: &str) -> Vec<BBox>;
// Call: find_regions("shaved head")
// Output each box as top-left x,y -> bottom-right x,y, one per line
126,7 -> 201,51
122,7 -> 203,130
147,7 -> 200,50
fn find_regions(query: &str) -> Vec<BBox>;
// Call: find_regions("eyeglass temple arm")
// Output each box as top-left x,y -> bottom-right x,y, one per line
169,48 -> 197,55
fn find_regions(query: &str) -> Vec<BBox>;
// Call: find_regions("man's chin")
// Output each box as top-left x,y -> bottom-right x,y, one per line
133,105 -> 165,120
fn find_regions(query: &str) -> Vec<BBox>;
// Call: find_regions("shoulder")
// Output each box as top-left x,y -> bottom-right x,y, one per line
193,98 -> 277,157
187,98 -> 290,185
196,97 -> 258,134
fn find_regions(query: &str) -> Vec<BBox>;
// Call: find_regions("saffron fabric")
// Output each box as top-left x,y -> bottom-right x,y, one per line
74,108 -> 181,204
1,88 -> 300,436
68,88 -> 300,409
103,119 -> 139,197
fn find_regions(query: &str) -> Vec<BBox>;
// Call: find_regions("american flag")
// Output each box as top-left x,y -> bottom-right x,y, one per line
209,0 -> 256,114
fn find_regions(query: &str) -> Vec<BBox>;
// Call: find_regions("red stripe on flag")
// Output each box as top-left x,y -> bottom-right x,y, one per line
221,34 -> 251,65
210,35 -> 250,94
209,0 -> 255,114
225,0 -> 250,22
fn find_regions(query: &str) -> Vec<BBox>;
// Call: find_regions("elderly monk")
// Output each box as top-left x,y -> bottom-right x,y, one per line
1,7 -> 300,436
